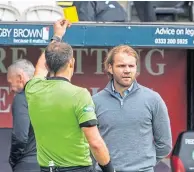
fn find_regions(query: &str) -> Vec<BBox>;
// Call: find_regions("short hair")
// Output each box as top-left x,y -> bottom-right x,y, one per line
45,42 -> 73,74
8,59 -> 35,79
104,45 -> 139,80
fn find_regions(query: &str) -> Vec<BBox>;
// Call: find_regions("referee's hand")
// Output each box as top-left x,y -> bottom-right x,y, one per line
53,19 -> 71,39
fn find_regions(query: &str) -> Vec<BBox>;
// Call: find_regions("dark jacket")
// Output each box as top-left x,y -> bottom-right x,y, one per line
73,1 -> 127,22
9,91 -> 37,169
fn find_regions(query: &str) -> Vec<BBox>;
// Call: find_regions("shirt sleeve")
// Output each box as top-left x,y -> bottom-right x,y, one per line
152,93 -> 172,163
74,88 -> 98,128
25,76 -> 45,95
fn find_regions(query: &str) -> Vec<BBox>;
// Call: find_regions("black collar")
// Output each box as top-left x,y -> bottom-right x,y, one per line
46,76 -> 70,82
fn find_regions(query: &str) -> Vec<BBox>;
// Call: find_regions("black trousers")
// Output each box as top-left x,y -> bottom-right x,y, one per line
40,165 -> 95,172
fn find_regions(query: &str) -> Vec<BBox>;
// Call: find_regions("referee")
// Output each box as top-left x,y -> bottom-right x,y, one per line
25,19 -> 115,172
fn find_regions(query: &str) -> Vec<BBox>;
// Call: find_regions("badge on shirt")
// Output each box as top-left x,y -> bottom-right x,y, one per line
83,105 -> 94,112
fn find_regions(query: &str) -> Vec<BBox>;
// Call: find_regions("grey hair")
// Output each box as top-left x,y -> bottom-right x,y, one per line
8,59 -> 35,79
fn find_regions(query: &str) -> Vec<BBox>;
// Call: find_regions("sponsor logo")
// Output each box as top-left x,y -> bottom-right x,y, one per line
83,105 -> 94,112
0,26 -> 50,44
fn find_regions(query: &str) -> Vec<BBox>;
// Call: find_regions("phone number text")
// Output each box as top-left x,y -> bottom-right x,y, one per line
154,38 -> 188,44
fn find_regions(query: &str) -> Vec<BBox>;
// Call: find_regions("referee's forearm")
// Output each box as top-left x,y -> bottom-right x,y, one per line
82,126 -> 113,169
89,138 -> 110,166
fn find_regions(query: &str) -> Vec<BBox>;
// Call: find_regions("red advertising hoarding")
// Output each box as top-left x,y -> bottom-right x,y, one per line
0,47 -> 187,146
